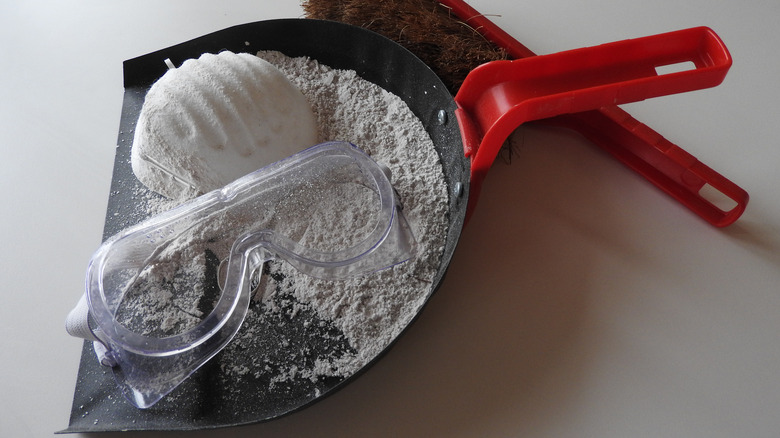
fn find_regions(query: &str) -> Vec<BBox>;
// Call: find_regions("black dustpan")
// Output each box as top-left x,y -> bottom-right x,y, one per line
62,18 -> 466,433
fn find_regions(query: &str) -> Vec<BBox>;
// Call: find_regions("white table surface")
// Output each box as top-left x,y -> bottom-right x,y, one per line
2,0 -> 779,436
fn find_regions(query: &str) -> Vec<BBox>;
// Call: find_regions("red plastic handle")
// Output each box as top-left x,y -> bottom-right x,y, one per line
454,26 -> 744,225
549,107 -> 748,227
440,0 -> 748,227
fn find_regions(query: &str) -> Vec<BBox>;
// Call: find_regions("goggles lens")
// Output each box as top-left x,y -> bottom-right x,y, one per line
76,142 -> 416,408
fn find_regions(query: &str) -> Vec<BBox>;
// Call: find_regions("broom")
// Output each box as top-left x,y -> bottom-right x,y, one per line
302,0 -> 510,95
301,0 -> 748,227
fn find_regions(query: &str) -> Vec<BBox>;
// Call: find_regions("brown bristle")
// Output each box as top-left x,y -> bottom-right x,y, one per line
302,0 -> 509,94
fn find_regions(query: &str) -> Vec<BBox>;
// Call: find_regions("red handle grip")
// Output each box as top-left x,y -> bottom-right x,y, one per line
440,0 -> 747,227
551,107 -> 748,227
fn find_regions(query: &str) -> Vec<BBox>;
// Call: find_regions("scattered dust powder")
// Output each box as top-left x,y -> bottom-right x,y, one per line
125,50 -> 449,394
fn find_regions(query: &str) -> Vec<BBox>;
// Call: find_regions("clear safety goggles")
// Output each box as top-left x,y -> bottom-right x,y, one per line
66,141 -> 417,408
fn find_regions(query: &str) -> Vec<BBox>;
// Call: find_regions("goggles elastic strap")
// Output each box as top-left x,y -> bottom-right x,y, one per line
66,294 -> 98,342
67,294 -> 118,367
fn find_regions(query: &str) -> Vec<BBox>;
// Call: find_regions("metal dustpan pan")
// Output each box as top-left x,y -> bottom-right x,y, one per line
64,18 -> 745,432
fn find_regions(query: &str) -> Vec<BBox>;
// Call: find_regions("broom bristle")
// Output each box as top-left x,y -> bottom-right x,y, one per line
302,0 -> 508,94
